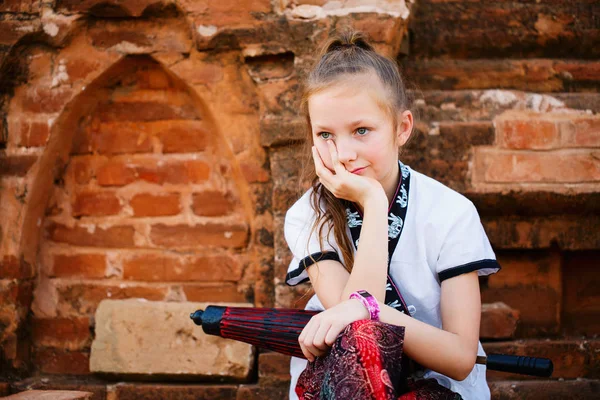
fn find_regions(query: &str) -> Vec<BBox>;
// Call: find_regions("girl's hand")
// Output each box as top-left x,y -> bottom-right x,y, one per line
298,299 -> 370,362
312,141 -> 385,207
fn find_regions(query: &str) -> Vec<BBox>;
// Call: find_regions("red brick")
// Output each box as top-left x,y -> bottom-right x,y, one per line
236,382 -> 289,400
475,149 -> 600,183
31,318 -> 91,350
496,117 -> 559,150
110,383 -> 239,400
483,339 -> 599,380
554,60 -> 600,82
480,302 -> 519,340
559,116 -> 600,148
68,157 -> 97,185
122,253 -> 242,282
96,160 -> 137,186
183,283 -> 247,303
156,120 -> 210,153
97,158 -> 211,186
47,223 -> 135,248
53,254 -> 106,279
56,283 -> 168,316
191,191 -> 236,216
18,119 -> 50,147
0,0 -> 41,13
240,161 -> 270,183
72,191 -> 121,217
74,121 -> 153,155
129,193 -> 180,217
150,222 -> 249,249
258,352 -> 291,383
34,348 -> 90,375
0,155 -> 38,177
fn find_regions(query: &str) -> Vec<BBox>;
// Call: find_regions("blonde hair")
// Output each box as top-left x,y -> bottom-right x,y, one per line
300,29 -> 412,273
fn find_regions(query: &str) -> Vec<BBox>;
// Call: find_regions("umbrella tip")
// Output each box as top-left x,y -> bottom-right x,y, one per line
190,309 -> 204,325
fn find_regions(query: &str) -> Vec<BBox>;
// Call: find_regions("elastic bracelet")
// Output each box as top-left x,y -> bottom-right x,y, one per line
349,290 -> 380,321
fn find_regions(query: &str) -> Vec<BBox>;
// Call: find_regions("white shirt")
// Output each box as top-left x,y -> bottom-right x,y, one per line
284,165 -> 500,400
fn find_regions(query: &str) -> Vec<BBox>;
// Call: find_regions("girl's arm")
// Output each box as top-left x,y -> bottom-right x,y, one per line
300,270 -> 481,381
307,193 -> 389,308
307,141 -> 390,307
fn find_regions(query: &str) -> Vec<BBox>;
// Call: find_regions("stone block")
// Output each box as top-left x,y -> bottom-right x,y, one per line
480,302 -> 519,340
90,299 -> 254,380
2,391 -> 93,400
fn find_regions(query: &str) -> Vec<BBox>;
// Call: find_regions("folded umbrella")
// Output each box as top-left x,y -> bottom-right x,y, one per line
191,305 -> 553,377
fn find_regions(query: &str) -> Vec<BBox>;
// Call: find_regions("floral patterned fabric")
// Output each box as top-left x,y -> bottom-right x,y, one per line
295,320 -> 462,400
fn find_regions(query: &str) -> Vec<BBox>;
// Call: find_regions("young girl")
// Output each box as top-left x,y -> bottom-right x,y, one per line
284,31 -> 500,400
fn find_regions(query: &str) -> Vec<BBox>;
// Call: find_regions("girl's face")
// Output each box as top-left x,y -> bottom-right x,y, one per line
308,75 -> 412,197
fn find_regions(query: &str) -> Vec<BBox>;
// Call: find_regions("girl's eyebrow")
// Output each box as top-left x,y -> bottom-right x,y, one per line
313,119 -> 372,131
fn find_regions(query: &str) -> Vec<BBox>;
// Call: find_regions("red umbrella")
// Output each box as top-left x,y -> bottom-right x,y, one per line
190,305 -> 553,377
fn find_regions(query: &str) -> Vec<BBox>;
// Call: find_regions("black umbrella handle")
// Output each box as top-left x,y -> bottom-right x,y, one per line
484,354 -> 553,377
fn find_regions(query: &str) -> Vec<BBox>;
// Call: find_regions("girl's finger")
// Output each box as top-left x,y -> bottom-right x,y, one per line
312,146 -> 334,179
324,323 -> 343,346
327,140 -> 345,175
312,321 -> 332,351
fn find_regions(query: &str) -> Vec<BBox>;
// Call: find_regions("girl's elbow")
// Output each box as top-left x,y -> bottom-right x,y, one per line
449,354 -> 476,381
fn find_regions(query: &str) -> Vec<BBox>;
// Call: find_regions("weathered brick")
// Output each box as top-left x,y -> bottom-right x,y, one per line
34,348 -> 90,375
0,255 -> 32,280
67,157 -> 98,185
74,121 -> 153,155
483,216 -> 600,250
260,116 -> 305,148
18,119 -> 50,147
182,283 -> 247,303
482,287 -> 559,337
484,339 -> 599,380
109,383 -> 239,400
150,222 -> 249,249
129,193 -> 180,217
72,190 -> 121,217
0,155 -> 38,177
480,302 -> 519,340
488,379 -> 600,400
258,352 -> 291,383
489,250 -> 561,292
559,116 -> 600,148
474,149 -> 600,183
123,253 -> 242,282
53,254 -> 107,279
10,377 -> 107,400
562,251 -> 600,336
47,223 -> 135,248
236,381 -> 289,400
97,158 -> 211,186
31,317 -> 91,350
191,191 -> 236,216
156,120 -> 210,154
56,283 -> 168,316
19,86 -> 73,114
3,390 -> 94,400
93,101 -> 198,123
495,115 -> 560,150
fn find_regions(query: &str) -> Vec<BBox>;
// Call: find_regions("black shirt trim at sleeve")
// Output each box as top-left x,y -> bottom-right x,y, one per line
438,259 -> 501,282
285,251 -> 341,286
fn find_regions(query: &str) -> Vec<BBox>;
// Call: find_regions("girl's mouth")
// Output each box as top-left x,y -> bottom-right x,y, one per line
351,167 -> 366,175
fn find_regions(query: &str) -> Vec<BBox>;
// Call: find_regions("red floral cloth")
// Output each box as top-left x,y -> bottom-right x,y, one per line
295,320 -> 462,400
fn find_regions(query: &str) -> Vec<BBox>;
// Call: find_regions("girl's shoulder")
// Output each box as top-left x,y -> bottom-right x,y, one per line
408,166 -> 476,217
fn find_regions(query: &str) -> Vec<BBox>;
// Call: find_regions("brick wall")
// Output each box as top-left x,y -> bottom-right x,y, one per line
0,0 -> 598,398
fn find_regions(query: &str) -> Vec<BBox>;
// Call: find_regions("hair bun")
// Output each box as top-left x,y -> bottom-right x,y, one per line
322,29 -> 374,55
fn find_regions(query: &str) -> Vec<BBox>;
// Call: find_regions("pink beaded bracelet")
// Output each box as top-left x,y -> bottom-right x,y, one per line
349,290 -> 380,321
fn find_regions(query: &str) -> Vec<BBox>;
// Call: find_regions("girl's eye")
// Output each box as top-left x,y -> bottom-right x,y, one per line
356,127 -> 369,136
319,132 -> 331,139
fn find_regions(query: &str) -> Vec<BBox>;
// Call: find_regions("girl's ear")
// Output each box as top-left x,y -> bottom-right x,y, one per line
396,110 -> 413,147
